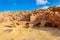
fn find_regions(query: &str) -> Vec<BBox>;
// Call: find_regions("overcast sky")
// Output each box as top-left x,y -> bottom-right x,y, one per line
0,0 -> 60,11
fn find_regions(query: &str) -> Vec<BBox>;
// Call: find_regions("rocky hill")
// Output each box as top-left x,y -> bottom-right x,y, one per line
0,6 -> 60,40
0,6 -> 60,28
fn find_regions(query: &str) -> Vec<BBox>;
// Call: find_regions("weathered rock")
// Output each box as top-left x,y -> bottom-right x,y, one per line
0,6 -> 60,28
29,6 -> 60,28
16,10 -> 31,21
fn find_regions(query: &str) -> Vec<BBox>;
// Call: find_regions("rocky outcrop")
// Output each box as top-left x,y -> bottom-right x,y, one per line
0,6 -> 60,28
0,10 -> 31,22
29,6 -> 60,28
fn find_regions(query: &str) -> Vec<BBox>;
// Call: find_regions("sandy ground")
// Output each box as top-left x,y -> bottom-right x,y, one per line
0,22 -> 60,40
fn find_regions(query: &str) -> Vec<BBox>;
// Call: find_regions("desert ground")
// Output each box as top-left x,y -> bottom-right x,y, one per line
0,22 -> 60,40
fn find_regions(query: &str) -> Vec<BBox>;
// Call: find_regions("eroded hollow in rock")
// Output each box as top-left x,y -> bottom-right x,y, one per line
24,23 -> 29,28
44,22 -> 53,27
16,23 -> 19,25
34,22 -> 41,28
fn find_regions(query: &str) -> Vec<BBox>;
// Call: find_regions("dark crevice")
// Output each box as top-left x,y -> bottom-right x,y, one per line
35,22 -> 41,27
44,22 -> 52,27
16,23 -> 19,25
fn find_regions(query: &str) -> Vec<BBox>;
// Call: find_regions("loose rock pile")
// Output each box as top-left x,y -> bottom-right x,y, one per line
0,6 -> 60,28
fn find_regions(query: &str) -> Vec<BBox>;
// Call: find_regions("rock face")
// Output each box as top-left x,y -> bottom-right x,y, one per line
0,6 -> 60,28
15,10 -> 31,21
0,10 -> 31,22
29,6 -> 60,28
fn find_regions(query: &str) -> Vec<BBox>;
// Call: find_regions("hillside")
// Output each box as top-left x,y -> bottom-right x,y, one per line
0,6 -> 60,40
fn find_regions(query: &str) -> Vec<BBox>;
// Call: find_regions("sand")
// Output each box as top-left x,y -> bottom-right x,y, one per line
0,22 -> 60,40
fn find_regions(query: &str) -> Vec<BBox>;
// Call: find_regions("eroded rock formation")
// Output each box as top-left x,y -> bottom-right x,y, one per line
29,6 -> 60,28
0,6 -> 60,28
